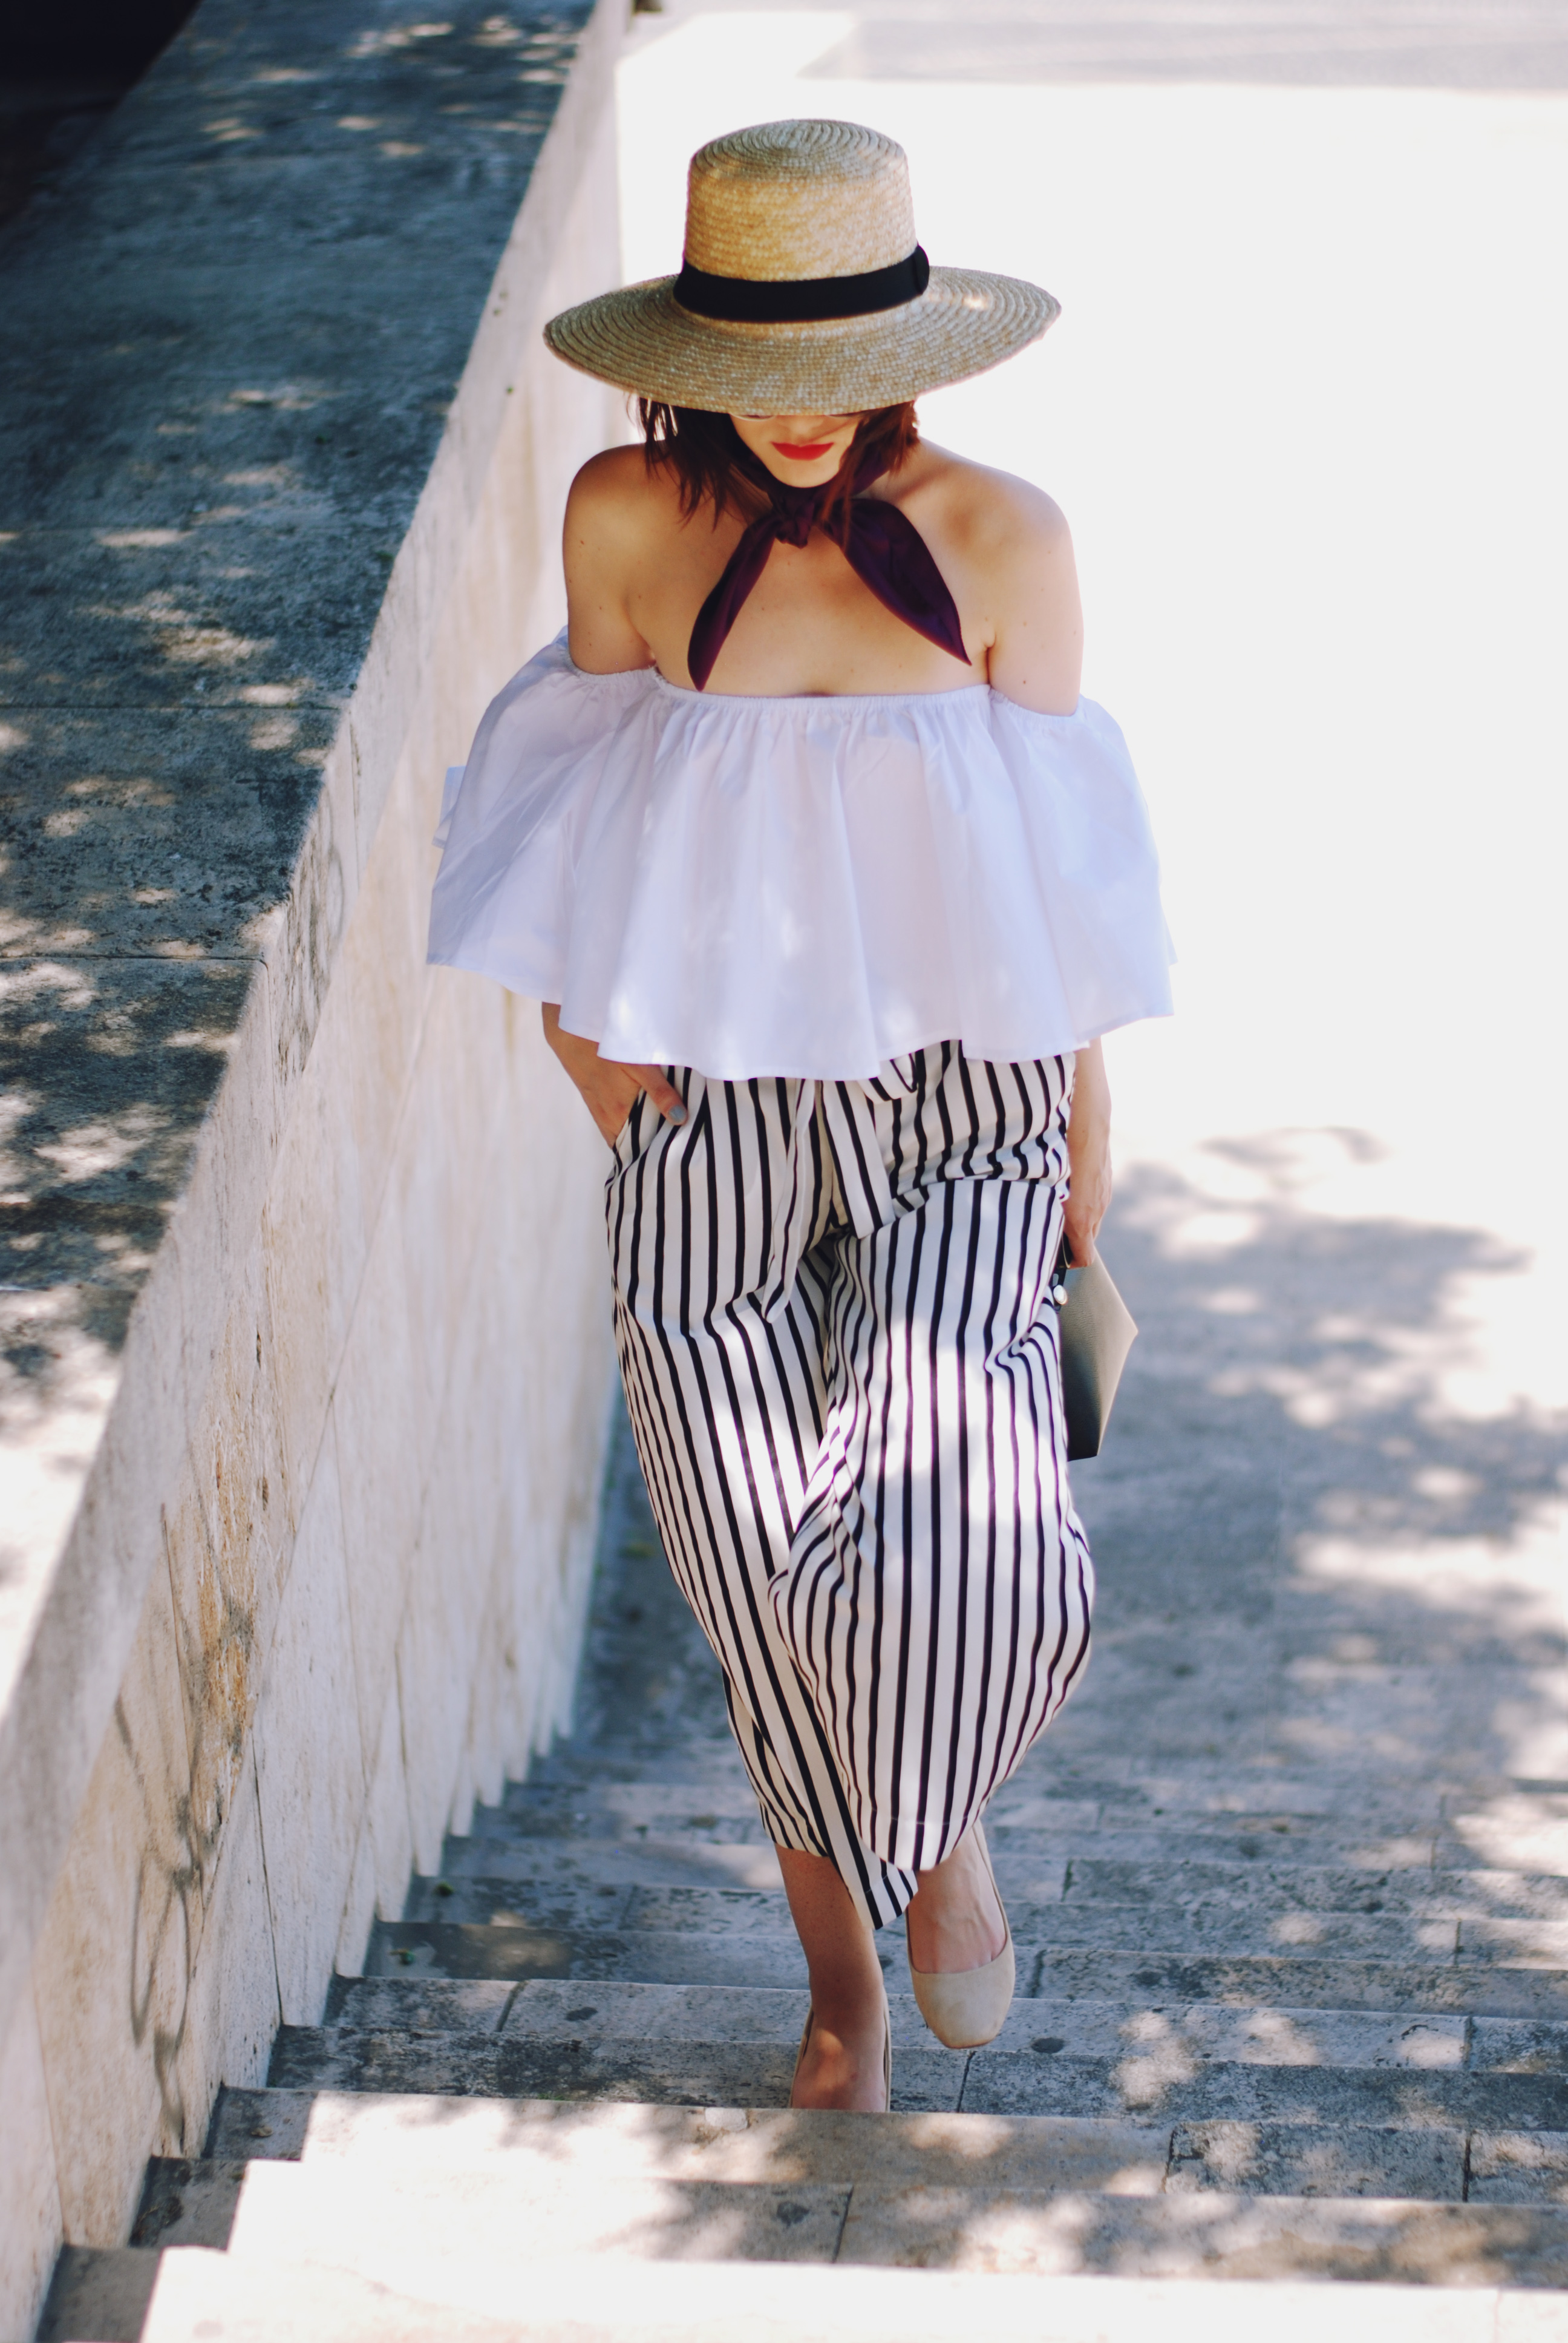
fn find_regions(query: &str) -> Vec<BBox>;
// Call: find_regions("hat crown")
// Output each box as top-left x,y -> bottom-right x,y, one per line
684,119 -> 917,284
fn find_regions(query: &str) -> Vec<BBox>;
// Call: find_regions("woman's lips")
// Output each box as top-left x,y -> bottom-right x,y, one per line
773,441 -> 834,460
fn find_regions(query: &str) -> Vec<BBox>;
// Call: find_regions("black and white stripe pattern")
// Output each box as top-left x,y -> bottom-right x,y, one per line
607,1044 -> 1094,1928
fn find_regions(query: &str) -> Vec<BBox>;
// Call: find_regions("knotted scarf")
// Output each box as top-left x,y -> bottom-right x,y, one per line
687,444 -> 970,692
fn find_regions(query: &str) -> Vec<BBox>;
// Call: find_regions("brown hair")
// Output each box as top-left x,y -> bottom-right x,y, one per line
638,401 -> 920,539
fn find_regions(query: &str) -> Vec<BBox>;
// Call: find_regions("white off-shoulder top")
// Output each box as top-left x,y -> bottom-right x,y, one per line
426,633 -> 1173,1081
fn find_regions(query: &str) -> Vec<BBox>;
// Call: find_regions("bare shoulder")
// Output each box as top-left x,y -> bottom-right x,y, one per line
565,448 -> 693,670
890,442 -> 1071,568
565,444 -> 684,549
891,443 -> 1082,712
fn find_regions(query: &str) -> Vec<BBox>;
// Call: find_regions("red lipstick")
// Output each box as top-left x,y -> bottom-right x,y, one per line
772,440 -> 834,460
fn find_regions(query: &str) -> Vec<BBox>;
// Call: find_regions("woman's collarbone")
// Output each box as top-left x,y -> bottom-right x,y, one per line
665,575 -> 977,698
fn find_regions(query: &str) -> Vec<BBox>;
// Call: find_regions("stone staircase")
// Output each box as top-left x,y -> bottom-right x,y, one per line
39,1394 -> 1568,2339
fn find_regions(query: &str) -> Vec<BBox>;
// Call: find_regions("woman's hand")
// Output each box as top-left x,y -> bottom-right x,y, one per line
543,1004 -> 687,1147
1063,1040 -> 1111,1266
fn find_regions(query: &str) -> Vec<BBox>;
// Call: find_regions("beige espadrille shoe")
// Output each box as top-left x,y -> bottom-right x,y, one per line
907,1823 -> 1014,2050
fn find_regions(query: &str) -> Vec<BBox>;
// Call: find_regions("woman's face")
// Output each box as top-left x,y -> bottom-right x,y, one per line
728,411 -> 861,488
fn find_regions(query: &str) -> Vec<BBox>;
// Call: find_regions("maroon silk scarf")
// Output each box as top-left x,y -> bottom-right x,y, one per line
687,446 -> 970,692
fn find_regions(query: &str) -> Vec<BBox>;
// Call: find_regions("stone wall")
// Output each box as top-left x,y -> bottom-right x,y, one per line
0,3 -> 627,2331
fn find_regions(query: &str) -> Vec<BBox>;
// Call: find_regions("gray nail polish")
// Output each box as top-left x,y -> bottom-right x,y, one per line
667,1104 -> 687,1125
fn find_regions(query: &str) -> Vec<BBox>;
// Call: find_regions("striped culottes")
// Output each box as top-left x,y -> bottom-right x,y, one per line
606,1043 -> 1094,1929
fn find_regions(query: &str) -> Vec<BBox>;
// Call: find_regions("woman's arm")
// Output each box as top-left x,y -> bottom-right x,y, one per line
550,457 -> 689,1142
984,484 -> 1083,716
958,470 -> 1099,1237
562,448 -> 658,675
542,1004 -> 686,1147
1063,1039 -> 1111,1265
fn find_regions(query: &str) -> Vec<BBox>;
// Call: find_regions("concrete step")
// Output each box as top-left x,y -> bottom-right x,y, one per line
269,2022 -> 966,2113
521,1748 -> 756,1795
495,1777 -> 1447,1843
365,1917 -> 812,1984
142,2246 -> 527,2342
215,2143 -> 1568,2284
426,1831 -> 1568,1919
227,2078 -> 1568,2214
267,2017 -> 1568,2147
479,1792 -> 1566,1890
215,2086 -> 1170,2193
1053,1860 -> 1568,1921
325,1976 -> 1568,2075
1010,1909 -> 1525,1962
493,1781 -> 769,1837
362,1912 -> 1568,2013
409,1855 -> 1568,1948
396,1844 -> 1568,1962
206,2089 -> 317,2161
130,2156 -> 246,2250
518,1754 -> 1454,1812
431,1818 -> 1568,1912
291,2088 -> 1172,2186
425,1838 -> 797,1894
477,1805 -> 1506,1878
366,1906 -> 1568,1997
137,2242 -> 1568,2343
962,2055 -> 1568,2133
1027,1949 -> 1568,2019
474,1792 -> 1566,1887
512,1757 -> 1565,1823
400,1873 -> 792,1928
532,1752 -> 1556,1818
489,1780 -> 1374,1839
34,2244 -> 160,2343
961,2062 -> 1566,2137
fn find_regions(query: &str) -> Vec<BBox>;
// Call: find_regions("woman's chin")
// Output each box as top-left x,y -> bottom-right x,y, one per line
759,455 -> 846,490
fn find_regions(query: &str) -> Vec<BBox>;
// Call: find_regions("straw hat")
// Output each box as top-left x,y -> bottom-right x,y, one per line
544,119 -> 1059,413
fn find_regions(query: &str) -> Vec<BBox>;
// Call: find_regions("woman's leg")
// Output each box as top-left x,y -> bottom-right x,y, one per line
607,1052 -> 1074,2032
775,1847 -> 889,2111
774,1049 -> 1095,1889
607,1072 -> 916,1932
776,1835 -> 1004,2108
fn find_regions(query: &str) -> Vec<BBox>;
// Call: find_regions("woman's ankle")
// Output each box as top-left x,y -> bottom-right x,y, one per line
805,1978 -> 886,2042
792,1996 -> 889,2113
906,1832 -> 1007,1973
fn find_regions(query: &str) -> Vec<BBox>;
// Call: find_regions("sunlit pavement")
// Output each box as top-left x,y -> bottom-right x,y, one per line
614,8 -> 1568,1799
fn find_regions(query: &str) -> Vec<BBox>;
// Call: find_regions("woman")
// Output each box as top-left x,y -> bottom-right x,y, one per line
429,119 -> 1172,2114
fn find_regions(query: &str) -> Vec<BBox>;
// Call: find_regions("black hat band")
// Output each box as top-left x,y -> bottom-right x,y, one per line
673,246 -> 930,324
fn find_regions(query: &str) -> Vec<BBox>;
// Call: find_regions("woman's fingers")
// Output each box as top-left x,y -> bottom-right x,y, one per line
540,1012 -> 687,1142
586,1065 -> 686,1149
633,1065 -> 687,1125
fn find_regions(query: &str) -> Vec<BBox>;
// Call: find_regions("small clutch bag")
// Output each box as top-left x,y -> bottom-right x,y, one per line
1051,1243 -> 1138,1461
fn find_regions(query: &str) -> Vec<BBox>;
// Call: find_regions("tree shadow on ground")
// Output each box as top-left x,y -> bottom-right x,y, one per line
1058,1130 -> 1568,1824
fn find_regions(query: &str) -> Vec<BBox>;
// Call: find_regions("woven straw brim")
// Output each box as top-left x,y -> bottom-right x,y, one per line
543,266 -> 1059,413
